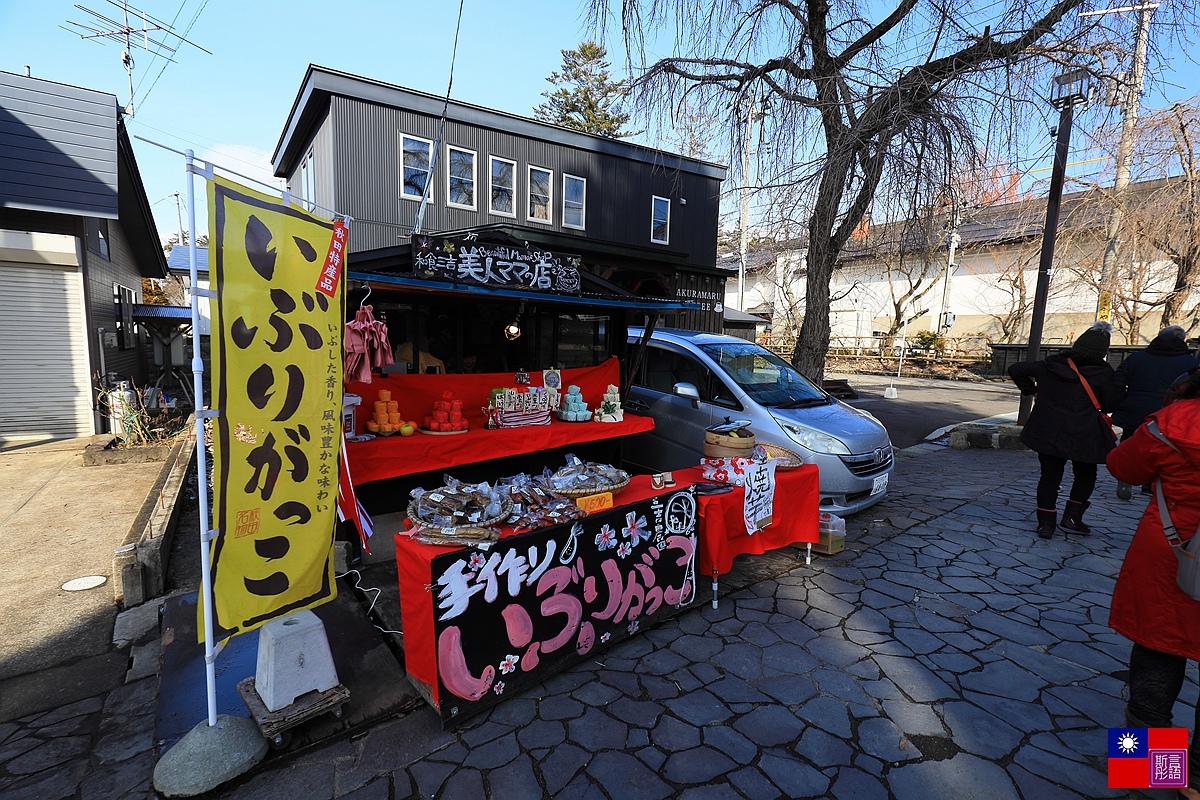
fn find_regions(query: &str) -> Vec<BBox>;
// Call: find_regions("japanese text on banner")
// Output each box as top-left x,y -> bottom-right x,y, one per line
743,460 -> 777,534
203,175 -> 344,640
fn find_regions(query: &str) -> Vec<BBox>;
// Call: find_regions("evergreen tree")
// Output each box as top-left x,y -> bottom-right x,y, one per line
534,41 -> 631,138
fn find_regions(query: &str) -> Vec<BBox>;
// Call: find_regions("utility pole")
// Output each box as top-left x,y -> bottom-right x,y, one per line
1082,3 -> 1157,321
937,187 -> 962,333
1019,69 -> 1091,425
737,97 -> 764,312
173,192 -> 184,251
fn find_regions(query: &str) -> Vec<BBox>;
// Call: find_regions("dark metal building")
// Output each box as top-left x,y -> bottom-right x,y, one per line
269,65 -> 729,336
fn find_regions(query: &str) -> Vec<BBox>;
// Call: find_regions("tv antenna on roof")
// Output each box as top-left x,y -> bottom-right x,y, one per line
63,0 -> 211,117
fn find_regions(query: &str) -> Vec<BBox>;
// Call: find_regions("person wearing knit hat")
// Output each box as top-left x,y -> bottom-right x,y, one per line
1009,321 -> 1119,539
1111,325 -> 1200,498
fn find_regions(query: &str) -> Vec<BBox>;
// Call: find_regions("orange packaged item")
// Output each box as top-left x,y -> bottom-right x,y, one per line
377,389 -> 392,402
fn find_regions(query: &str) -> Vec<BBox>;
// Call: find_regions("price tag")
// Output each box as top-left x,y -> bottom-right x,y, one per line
576,492 -> 614,514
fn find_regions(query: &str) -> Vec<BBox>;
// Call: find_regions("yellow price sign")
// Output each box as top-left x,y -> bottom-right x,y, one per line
1098,290 -> 1112,322
576,492 -> 614,514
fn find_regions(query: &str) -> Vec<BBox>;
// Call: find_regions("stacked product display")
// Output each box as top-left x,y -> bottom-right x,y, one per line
422,391 -> 468,433
593,384 -> 624,423
554,386 -> 590,422
366,390 -> 411,435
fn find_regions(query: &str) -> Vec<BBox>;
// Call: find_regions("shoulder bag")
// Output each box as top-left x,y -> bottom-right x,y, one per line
1067,357 -> 1118,443
1144,420 -> 1200,602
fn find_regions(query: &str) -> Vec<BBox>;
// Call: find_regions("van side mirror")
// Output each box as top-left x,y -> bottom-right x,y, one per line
673,382 -> 701,404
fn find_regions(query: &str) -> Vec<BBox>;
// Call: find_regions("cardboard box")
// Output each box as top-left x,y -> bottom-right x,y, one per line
812,530 -> 845,555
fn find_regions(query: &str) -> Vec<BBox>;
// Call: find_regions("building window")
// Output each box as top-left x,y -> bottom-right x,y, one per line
85,218 -> 110,261
563,174 -> 586,230
490,157 -> 516,217
401,135 -> 433,201
113,283 -> 136,349
447,146 -> 476,209
528,166 -> 552,224
651,196 -> 670,244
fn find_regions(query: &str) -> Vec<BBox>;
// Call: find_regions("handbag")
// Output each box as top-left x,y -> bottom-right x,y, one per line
1143,420 -> 1200,602
1066,357 -> 1118,443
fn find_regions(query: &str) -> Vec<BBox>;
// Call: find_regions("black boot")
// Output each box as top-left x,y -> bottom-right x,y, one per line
1116,481 -> 1132,500
1060,500 -> 1091,534
1036,508 -> 1057,539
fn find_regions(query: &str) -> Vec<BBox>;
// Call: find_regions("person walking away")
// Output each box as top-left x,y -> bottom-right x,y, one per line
1112,325 -> 1199,499
1008,321 -> 1119,539
1106,367 -> 1200,800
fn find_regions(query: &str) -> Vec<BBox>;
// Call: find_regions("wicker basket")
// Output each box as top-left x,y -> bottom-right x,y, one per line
758,443 -> 804,470
552,475 -> 631,499
407,495 -> 513,529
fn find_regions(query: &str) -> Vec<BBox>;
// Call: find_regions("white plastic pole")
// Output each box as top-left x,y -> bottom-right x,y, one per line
186,149 -> 219,727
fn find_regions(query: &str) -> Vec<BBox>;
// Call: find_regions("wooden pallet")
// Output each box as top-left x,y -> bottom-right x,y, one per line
237,677 -> 350,746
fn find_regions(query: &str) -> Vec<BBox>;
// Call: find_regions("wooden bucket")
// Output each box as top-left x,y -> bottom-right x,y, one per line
703,429 -> 756,458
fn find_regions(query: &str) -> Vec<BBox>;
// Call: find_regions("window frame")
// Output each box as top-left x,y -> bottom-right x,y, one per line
85,218 -> 110,261
489,156 -> 517,218
527,165 -> 553,225
446,145 -> 477,210
562,173 -> 586,230
301,149 -> 316,212
400,134 -> 434,202
651,195 -> 671,245
113,282 -> 136,349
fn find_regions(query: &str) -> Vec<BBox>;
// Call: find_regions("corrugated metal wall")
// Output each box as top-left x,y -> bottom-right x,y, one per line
325,96 -> 721,269
0,72 -> 118,219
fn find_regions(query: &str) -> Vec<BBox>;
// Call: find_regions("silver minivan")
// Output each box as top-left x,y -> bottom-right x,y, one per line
625,327 -> 894,515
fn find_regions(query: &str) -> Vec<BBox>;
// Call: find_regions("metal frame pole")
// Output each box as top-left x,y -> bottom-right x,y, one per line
186,149 -> 219,727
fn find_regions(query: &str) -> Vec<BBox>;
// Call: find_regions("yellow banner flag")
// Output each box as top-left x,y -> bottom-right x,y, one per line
204,175 -> 343,640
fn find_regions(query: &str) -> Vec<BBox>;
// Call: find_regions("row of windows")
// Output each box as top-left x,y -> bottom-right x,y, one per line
400,137 -> 672,245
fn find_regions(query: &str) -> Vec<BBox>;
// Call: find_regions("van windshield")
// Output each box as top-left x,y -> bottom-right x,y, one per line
699,342 -> 828,407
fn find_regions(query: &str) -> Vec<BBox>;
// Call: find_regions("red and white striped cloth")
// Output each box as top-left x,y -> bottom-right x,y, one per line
337,432 -> 374,553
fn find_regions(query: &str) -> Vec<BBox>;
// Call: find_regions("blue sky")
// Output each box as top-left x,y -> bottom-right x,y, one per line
0,0 -> 600,239
1,1 -> 1198,241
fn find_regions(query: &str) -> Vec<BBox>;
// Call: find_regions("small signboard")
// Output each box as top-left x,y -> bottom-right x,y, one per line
429,490 -> 698,723
576,492 -> 614,514
743,460 -> 777,534
411,235 -> 582,294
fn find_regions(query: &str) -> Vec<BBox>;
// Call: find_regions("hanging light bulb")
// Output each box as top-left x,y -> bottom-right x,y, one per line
504,302 -> 525,340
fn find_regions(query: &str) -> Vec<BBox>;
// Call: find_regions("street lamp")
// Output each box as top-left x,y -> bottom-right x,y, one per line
1018,68 -> 1092,425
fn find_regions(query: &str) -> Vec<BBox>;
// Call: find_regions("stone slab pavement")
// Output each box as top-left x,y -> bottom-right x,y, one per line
3,441 -> 1195,799
199,444 -> 1192,800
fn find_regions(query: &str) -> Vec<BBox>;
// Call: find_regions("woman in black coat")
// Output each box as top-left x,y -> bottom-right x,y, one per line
1111,325 -> 1199,498
1008,322 -> 1119,539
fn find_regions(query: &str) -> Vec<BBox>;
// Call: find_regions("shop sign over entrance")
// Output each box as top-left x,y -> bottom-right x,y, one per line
429,489 -> 698,723
411,234 -> 582,294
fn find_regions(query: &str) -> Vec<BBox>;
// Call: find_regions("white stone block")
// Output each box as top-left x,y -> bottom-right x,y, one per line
254,610 -> 339,712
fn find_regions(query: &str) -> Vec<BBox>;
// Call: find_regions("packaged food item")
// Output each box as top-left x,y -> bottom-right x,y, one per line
409,475 -> 506,527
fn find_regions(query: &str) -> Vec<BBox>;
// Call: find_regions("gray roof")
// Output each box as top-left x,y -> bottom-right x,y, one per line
273,65 -> 728,181
166,246 -> 208,275
132,303 -> 191,321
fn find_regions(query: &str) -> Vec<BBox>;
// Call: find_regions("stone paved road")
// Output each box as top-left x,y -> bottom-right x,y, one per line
3,444 -> 1194,799
205,445 -> 1193,800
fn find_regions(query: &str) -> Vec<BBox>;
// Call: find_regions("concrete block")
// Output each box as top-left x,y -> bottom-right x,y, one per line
121,561 -> 147,608
965,429 -> 998,449
334,541 -> 351,575
998,432 -> 1028,450
254,610 -> 339,712
114,598 -> 162,648
127,639 -> 162,682
949,430 -> 971,449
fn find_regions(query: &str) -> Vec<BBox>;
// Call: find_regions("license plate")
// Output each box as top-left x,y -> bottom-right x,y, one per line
871,473 -> 889,495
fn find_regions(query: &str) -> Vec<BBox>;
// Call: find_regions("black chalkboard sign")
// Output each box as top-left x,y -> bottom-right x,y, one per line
429,489 -> 698,723
411,234 -> 582,294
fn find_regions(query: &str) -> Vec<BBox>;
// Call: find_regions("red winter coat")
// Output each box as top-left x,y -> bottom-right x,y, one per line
1107,397 -> 1200,660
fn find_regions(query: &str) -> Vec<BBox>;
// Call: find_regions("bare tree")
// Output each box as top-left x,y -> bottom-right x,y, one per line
1127,101 -> 1200,333
588,0 -> 1190,379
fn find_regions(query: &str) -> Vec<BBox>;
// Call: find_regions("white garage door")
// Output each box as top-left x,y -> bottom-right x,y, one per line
0,261 -> 94,441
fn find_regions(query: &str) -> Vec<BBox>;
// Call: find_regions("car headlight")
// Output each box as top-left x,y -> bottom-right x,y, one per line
776,420 -> 851,455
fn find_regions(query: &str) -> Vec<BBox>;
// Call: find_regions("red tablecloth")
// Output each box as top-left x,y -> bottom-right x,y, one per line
346,358 -> 652,483
394,465 -> 819,702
